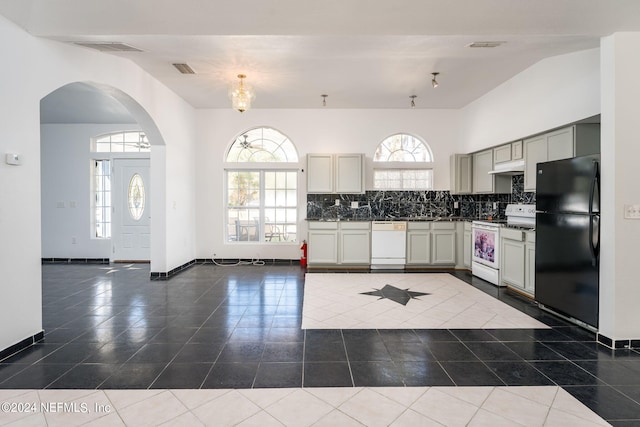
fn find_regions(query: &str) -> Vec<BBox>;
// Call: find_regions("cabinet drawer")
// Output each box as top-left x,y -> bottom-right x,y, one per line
464,221 -> 472,231
308,221 -> 338,230
432,222 -> 455,230
408,222 -> 431,230
501,228 -> 525,241
526,231 -> 536,243
340,221 -> 370,230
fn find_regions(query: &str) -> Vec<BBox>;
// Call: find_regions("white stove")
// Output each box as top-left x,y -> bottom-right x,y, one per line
471,204 -> 536,286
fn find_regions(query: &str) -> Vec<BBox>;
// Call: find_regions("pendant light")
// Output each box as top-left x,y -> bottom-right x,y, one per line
229,74 -> 255,113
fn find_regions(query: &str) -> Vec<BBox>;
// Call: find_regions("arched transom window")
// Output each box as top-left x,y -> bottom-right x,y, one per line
225,127 -> 299,243
373,133 -> 434,190
226,127 -> 298,162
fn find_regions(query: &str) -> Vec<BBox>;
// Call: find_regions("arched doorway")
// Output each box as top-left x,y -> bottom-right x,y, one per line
40,82 -> 165,266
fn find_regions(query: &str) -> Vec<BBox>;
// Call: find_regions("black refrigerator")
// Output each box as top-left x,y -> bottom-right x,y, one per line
535,154 -> 600,329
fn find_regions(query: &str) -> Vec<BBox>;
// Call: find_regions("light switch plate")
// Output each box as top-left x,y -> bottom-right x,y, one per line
351,201 -> 359,209
624,204 -> 640,219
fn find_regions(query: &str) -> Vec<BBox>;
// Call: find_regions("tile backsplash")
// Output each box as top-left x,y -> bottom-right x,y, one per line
307,175 -> 535,221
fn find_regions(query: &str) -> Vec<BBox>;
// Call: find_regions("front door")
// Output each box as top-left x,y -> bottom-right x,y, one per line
112,159 -> 151,262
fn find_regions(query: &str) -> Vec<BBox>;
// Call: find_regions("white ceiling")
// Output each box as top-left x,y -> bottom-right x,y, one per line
3,0 -> 640,122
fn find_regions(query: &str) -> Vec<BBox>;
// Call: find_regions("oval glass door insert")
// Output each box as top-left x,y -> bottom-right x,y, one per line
128,173 -> 145,220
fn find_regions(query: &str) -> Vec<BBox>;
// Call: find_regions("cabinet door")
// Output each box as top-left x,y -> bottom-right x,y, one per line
335,154 -> 364,193
547,127 -> 574,162
493,144 -> 512,164
525,243 -> 536,294
307,154 -> 334,193
463,231 -> 472,268
406,231 -> 430,264
450,154 -> 473,194
501,239 -> 526,288
308,231 -> 338,264
473,150 -> 494,194
340,230 -> 370,264
431,231 -> 456,264
524,135 -> 547,191
512,140 -> 523,160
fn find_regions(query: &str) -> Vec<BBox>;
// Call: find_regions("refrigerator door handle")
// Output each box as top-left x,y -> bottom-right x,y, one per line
588,160 -> 600,267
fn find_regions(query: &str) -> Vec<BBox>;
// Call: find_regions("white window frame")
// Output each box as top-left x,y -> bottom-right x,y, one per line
224,127 -> 300,245
373,133 -> 434,190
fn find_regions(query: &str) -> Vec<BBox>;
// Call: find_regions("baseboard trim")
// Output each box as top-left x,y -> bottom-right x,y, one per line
597,333 -> 640,350
42,258 -> 109,264
150,258 -> 300,280
0,331 -> 45,362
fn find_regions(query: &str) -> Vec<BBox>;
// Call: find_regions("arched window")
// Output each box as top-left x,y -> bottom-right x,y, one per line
226,127 -> 298,162
373,133 -> 434,190
225,127 -> 299,243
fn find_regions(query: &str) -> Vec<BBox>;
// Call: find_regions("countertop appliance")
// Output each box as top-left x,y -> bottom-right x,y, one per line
371,221 -> 407,269
535,154 -> 600,331
471,220 -> 501,285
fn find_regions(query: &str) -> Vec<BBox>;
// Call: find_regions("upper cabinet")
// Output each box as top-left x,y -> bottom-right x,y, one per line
307,153 -> 365,194
450,154 -> 473,194
473,149 -> 511,194
524,124 -> 600,191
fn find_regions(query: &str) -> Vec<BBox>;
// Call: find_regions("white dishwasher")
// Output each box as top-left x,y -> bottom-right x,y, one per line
370,221 -> 407,269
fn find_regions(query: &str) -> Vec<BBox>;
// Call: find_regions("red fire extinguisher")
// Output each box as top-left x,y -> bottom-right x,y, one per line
300,240 -> 308,267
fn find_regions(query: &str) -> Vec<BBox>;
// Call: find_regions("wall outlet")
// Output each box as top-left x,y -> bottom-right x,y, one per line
624,204 -> 640,219
335,199 -> 340,206
453,201 -> 459,209
351,201 -> 359,209
492,202 -> 498,209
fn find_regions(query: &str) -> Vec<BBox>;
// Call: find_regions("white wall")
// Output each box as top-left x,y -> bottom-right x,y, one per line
195,108 -> 463,260
460,49 -> 601,152
40,124 -> 144,259
599,33 -> 640,341
0,15 -> 197,352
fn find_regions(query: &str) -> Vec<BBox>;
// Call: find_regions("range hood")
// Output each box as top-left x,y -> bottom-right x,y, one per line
488,159 -> 525,175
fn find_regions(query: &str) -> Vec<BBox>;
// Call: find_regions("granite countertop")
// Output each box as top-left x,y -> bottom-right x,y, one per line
306,216 -> 474,222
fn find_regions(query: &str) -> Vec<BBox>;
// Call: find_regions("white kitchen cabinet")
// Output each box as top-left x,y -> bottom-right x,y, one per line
500,228 -> 535,296
339,222 -> 371,264
307,153 -> 364,194
307,222 -> 338,264
431,222 -> 457,265
524,135 -> 548,191
463,222 -> 472,269
525,231 -> 536,295
546,127 -> 574,162
512,140 -> 523,160
406,222 -> 431,265
493,144 -> 512,164
473,149 -> 511,194
306,154 -> 334,193
450,154 -> 473,194
406,222 -> 456,266
307,221 -> 370,266
524,124 -> 600,191
335,154 -> 364,193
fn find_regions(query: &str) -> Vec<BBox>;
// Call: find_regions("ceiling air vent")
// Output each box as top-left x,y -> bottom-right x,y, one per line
72,42 -> 143,52
172,63 -> 196,74
467,41 -> 505,48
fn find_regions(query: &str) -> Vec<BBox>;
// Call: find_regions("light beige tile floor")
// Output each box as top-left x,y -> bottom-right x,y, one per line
0,386 -> 610,426
302,273 -> 550,330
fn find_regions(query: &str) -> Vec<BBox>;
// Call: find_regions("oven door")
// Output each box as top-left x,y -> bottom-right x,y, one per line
471,223 -> 500,269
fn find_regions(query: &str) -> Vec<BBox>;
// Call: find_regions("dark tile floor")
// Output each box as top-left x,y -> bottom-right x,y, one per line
1,264 -> 640,424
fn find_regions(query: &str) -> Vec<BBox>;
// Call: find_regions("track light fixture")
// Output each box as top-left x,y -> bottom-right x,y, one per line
410,95 -> 417,108
431,72 -> 440,88
321,94 -> 328,107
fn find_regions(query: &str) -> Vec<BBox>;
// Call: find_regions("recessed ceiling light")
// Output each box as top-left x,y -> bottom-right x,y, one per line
467,41 -> 505,48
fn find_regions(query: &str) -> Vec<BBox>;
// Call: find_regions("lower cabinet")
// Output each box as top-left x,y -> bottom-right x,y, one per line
307,221 -> 370,266
407,222 -> 457,266
500,228 -> 535,296
463,222 -> 472,269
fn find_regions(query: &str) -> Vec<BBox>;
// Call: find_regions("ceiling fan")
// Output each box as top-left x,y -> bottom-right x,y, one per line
239,134 -> 263,150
